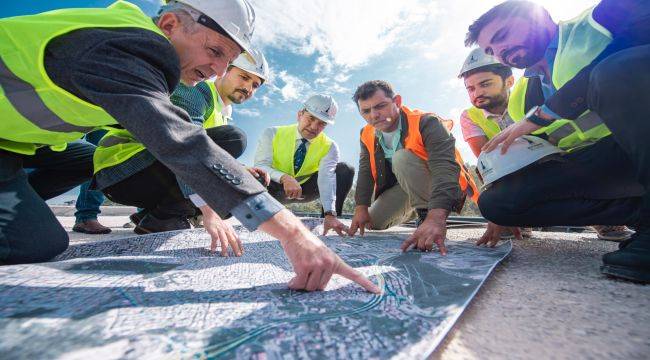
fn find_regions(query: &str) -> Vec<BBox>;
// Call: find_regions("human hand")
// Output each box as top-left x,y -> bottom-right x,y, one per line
200,205 -> 243,257
259,210 -> 381,293
323,215 -> 349,236
476,222 -> 522,247
400,209 -> 448,255
280,175 -> 303,199
348,206 -> 372,236
247,167 -> 270,186
482,119 -> 542,154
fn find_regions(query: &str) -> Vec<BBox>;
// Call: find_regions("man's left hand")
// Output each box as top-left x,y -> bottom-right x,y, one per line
400,209 -> 449,255
323,215 -> 349,236
247,167 -> 271,186
482,119 -> 542,154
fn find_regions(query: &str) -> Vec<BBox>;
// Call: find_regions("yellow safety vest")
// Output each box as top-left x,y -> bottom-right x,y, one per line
508,6 -> 613,151
465,107 -> 501,140
271,124 -> 333,184
204,81 -> 229,128
93,82 -> 226,174
0,1 -> 165,155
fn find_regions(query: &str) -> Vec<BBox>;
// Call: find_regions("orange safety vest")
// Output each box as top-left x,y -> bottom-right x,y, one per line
360,105 -> 480,205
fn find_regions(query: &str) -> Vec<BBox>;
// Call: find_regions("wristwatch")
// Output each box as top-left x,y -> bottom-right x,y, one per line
323,210 -> 337,217
525,106 -> 554,127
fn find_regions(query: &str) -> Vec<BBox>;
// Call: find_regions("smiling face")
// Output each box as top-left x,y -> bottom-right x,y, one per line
464,71 -> 512,111
219,66 -> 262,104
157,12 -> 242,86
476,16 -> 551,69
297,110 -> 328,140
357,89 -> 401,132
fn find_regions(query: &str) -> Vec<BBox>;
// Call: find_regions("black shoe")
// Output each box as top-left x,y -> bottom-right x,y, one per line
415,208 -> 428,228
601,227 -> 650,283
134,214 -> 191,234
129,209 -> 149,225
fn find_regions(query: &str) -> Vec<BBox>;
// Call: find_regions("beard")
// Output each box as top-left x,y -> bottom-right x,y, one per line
227,89 -> 249,104
473,91 -> 508,112
501,31 -> 548,68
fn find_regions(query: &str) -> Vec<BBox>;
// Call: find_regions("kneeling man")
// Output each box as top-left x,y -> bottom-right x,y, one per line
254,94 -> 354,236
348,80 -> 479,254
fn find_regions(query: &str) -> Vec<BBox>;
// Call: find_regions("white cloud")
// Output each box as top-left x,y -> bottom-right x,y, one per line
250,0 -> 439,69
275,71 -> 312,102
235,108 -> 261,117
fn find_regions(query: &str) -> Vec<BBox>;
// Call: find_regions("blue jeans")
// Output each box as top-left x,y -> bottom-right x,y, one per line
74,130 -> 107,223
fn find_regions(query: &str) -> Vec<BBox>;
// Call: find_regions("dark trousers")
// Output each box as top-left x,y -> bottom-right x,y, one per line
0,141 -> 96,264
268,162 -> 355,215
479,45 -> 650,228
102,125 -> 246,219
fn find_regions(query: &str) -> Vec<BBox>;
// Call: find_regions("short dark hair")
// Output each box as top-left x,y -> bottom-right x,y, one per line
465,1 -> 551,47
462,63 -> 513,81
352,80 -> 395,105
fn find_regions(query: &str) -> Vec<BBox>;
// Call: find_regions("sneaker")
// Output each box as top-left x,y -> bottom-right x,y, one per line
122,221 -> 136,229
72,220 -> 112,235
593,225 -> 634,241
415,209 -> 428,227
601,227 -> 650,283
134,214 -> 191,234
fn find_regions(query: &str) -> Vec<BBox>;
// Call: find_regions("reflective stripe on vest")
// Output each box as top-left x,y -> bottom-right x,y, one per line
0,1 -> 165,155
271,124 -> 333,184
93,80 -> 227,174
507,7 -> 612,152
360,105 -> 480,204
204,81 -> 228,128
466,107 -> 501,140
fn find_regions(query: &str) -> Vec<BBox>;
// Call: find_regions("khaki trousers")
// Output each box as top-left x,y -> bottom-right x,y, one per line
369,149 -> 431,230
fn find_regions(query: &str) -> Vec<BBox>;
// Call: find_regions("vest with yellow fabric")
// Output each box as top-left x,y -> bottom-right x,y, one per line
93,82 -> 226,174
360,105 -> 480,205
204,81 -> 229,128
0,1 -> 164,155
271,124 -> 333,184
508,6 -> 612,151
465,106 -> 501,140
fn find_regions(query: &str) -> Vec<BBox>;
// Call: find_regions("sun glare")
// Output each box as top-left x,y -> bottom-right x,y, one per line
530,0 -> 600,21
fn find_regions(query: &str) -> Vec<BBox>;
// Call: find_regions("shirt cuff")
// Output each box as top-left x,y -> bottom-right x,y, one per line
189,193 -> 206,208
231,192 -> 285,231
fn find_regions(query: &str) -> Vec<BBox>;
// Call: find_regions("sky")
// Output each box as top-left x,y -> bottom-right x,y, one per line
3,0 -> 599,170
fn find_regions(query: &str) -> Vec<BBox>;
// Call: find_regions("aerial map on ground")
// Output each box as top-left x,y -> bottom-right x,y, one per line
0,220 -> 511,359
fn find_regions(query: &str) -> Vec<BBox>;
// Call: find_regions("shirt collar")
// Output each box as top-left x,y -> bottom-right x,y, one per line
481,107 -> 506,118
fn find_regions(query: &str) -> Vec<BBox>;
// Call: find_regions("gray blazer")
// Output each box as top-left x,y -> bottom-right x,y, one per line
44,27 -> 266,215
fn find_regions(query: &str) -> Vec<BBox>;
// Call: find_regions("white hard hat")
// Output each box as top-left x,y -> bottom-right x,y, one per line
231,48 -> 269,83
477,136 -> 564,187
169,0 -> 256,58
459,47 -> 502,78
304,94 -> 338,124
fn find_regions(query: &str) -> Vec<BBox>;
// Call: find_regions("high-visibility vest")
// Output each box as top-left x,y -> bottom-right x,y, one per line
93,82 -> 226,174
204,81 -> 229,128
465,107 -> 501,140
507,6 -> 612,151
0,1 -> 165,155
360,105 -> 480,205
271,124 -> 333,184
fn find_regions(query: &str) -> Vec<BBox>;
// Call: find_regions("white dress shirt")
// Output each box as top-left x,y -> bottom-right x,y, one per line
254,126 -> 339,212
